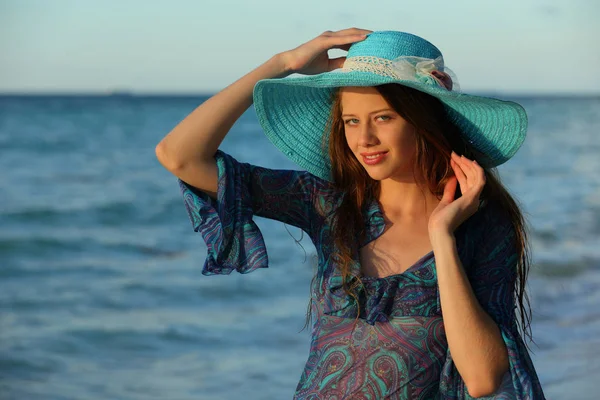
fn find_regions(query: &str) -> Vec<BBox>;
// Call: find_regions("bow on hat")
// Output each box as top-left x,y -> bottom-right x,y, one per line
343,55 -> 456,91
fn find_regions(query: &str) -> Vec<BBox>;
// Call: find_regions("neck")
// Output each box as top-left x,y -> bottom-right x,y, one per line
378,175 -> 440,223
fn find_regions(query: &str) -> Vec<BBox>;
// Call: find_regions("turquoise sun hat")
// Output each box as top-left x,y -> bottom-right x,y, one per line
252,31 -> 527,182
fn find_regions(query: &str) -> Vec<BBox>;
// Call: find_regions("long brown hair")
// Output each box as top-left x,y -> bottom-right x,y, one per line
317,83 -> 534,347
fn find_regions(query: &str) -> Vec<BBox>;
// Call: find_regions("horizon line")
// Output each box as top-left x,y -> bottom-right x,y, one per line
0,90 -> 599,98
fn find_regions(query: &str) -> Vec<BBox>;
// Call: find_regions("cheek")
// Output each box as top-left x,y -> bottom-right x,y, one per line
344,131 -> 357,151
400,136 -> 417,155
391,127 -> 417,154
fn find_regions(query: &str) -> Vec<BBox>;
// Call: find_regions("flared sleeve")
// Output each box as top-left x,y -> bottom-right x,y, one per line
178,150 -> 326,276
439,204 -> 546,399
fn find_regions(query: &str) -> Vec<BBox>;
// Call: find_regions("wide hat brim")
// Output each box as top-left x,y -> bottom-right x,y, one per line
253,69 -> 527,182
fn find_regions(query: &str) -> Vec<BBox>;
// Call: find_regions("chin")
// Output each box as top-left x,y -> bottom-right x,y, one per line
362,166 -> 392,181
362,161 -> 413,182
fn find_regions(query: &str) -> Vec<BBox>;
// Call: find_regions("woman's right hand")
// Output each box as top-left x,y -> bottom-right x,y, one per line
280,28 -> 373,75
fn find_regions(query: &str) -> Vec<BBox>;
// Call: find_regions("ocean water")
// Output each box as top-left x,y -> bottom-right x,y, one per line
1,94 -> 599,399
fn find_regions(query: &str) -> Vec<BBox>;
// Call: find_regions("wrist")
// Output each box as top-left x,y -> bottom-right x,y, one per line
430,229 -> 455,249
273,52 -> 294,76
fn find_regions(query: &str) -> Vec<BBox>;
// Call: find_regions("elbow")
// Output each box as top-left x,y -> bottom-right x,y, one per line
466,331 -> 510,397
467,385 -> 498,399
466,372 -> 505,398
155,141 -> 183,171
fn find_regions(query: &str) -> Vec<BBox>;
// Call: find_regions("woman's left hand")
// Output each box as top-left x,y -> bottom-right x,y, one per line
428,151 -> 486,238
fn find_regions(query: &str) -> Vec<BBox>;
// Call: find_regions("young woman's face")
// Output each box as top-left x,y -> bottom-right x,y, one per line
340,86 -> 417,181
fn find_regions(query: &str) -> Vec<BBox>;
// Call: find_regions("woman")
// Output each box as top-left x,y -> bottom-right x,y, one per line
156,29 -> 546,399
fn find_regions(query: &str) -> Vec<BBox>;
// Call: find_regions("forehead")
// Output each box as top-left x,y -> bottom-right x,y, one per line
339,86 -> 390,111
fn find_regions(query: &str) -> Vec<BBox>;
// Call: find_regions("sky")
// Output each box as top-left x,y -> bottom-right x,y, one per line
1,0 -> 598,95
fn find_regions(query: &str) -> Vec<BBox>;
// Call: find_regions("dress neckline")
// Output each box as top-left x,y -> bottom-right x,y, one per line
359,249 -> 435,281
359,198 -> 437,281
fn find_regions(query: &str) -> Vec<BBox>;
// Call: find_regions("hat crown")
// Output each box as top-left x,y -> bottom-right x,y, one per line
347,31 -> 442,61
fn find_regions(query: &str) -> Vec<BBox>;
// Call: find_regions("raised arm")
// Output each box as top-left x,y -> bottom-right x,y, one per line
155,28 -> 372,199
154,54 -> 288,198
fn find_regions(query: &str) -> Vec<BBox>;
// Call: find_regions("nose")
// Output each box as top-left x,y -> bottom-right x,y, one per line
358,121 -> 379,148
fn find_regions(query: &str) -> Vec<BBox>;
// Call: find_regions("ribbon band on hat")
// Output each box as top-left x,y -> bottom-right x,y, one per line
341,55 -> 458,91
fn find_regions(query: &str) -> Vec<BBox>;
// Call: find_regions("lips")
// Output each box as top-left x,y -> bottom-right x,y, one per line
360,151 -> 388,165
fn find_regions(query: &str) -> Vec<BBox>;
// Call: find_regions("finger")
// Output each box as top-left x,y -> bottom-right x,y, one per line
326,33 -> 369,50
451,151 -> 471,169
454,154 -> 486,194
441,175 -> 457,204
335,43 -> 352,51
472,160 -> 486,190
332,27 -> 373,36
431,70 -> 453,90
451,153 -> 471,188
451,159 -> 468,191
457,154 -> 477,184
328,56 -> 346,71
451,151 -> 464,165
460,155 -> 485,189
452,152 -> 473,173
331,42 -> 355,52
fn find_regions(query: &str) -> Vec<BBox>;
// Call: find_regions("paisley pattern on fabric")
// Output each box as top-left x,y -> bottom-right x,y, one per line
178,150 -> 547,399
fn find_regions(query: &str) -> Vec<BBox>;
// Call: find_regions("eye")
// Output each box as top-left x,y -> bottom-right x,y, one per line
343,115 -> 391,125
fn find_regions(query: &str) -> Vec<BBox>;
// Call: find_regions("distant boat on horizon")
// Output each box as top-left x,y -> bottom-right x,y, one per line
105,89 -> 134,97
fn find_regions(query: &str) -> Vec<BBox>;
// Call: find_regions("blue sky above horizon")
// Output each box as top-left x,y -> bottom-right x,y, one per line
1,0 -> 598,95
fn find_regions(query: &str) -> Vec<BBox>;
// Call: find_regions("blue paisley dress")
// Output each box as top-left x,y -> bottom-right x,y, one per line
178,150 -> 546,399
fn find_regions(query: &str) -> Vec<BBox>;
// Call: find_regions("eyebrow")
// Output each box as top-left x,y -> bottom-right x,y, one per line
341,108 -> 394,117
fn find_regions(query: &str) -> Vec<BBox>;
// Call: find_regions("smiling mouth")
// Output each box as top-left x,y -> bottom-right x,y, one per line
360,151 -> 388,157
361,151 -> 388,165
